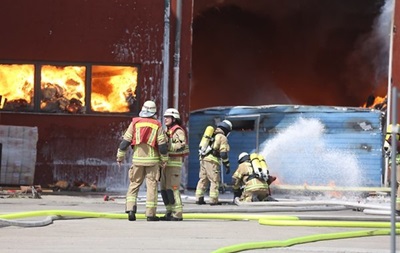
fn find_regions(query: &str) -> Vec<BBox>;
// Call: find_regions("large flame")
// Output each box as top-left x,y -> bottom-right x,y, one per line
41,65 -> 86,111
0,64 -> 34,109
0,64 -> 138,113
91,66 -> 138,112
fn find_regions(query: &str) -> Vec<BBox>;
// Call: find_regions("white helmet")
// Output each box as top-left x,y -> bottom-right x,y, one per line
238,152 -> 250,163
163,108 -> 180,119
139,100 -> 157,118
217,119 -> 232,133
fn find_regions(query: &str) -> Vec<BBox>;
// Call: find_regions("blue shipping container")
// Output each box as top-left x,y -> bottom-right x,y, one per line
188,105 -> 385,189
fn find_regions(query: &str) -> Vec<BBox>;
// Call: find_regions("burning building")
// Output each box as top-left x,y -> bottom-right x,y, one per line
0,0 -> 193,190
0,0 -> 400,190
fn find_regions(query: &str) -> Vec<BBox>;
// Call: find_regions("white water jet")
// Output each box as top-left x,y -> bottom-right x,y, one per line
260,117 -> 364,187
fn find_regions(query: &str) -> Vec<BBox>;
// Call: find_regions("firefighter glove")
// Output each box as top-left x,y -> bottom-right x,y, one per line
223,162 -> 230,174
233,189 -> 242,199
225,164 -> 231,174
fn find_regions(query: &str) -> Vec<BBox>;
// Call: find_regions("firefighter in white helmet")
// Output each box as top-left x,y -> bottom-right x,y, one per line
116,100 -> 168,221
195,119 -> 232,205
160,108 -> 189,221
385,124 -> 400,215
232,152 -> 270,202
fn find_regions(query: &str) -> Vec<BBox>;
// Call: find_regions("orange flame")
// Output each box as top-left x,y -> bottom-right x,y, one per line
362,94 -> 387,110
41,65 -> 86,110
326,181 -> 342,198
91,66 -> 138,112
0,64 -> 34,109
0,64 -> 138,113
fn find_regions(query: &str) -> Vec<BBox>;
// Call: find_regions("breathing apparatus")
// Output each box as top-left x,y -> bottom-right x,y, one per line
258,154 -> 269,182
199,126 -> 215,156
250,153 -> 264,180
198,120 -> 233,157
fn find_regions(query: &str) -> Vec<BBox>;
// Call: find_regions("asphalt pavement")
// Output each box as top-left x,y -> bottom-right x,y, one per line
0,189 -> 399,253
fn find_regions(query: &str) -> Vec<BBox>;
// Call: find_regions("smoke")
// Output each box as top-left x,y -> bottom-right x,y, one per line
192,0 -> 391,110
345,0 -> 393,94
260,118 -> 363,187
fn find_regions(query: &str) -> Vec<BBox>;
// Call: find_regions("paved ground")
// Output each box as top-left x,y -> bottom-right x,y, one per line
0,190 -> 399,253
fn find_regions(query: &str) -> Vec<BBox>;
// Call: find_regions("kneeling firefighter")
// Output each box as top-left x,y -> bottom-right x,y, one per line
195,120 -> 232,205
160,108 -> 189,221
232,152 -> 277,202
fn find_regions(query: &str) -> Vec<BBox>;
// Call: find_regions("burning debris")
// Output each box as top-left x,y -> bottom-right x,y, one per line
0,185 -> 42,199
48,180 -> 98,192
362,94 -> 387,111
41,82 -> 85,113
1,98 -> 31,111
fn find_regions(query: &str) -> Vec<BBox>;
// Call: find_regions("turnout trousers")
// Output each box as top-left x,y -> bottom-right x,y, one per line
125,163 -> 160,217
195,160 -> 220,204
160,166 -> 183,219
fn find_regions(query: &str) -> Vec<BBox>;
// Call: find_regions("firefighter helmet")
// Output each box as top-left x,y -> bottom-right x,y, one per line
217,120 -> 232,135
139,100 -> 157,118
163,108 -> 180,119
238,152 -> 250,163
386,124 -> 400,142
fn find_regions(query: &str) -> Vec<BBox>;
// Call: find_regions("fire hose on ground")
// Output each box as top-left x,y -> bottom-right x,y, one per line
0,209 -> 399,253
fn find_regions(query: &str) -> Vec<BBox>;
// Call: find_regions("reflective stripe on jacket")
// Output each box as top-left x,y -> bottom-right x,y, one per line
131,117 -> 162,148
120,117 -> 168,166
232,162 -> 268,192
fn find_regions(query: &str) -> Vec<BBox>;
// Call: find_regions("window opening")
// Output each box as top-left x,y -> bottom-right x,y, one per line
230,119 -> 255,131
0,63 -> 139,114
0,64 -> 34,111
40,65 -> 86,113
91,65 -> 138,113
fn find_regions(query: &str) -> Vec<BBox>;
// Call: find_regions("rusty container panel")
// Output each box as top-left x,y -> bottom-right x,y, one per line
0,0 -> 193,189
0,0 -> 167,111
393,0 -> 400,119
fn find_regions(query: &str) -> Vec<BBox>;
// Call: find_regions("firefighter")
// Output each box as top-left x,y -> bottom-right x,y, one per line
385,124 -> 400,215
160,108 -> 189,221
195,120 -> 232,205
232,152 -> 269,202
116,100 -> 168,222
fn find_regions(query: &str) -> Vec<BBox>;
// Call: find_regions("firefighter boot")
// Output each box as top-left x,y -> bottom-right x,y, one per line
126,206 -> 137,221
196,196 -> 206,205
128,211 -> 136,221
170,216 -> 183,221
146,216 -> 160,221
160,212 -> 172,221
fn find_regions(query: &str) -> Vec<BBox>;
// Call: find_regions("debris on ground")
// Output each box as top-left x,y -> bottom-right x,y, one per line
0,185 -> 44,199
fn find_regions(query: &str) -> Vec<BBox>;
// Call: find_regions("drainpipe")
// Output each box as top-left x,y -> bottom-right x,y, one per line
173,0 -> 182,109
390,86 -> 398,253
162,0 -> 171,117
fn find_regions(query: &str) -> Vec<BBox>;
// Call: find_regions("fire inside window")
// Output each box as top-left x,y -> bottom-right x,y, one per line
0,64 -> 138,114
0,64 -> 34,111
